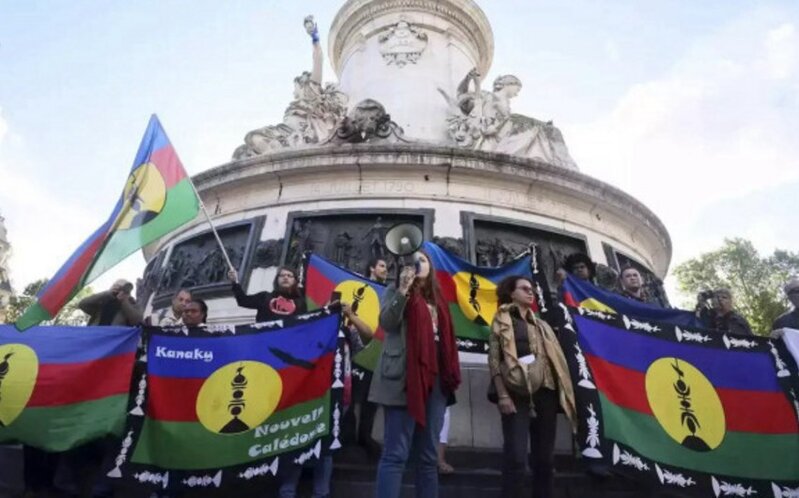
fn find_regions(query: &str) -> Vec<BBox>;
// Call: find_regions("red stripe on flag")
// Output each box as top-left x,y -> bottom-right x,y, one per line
276,354 -> 333,411
563,291 -> 579,308
436,270 -> 457,303
147,354 -> 334,422
147,376 -> 204,421
586,354 -> 798,434
28,353 -> 136,407
150,144 -> 186,189
306,265 -> 336,308
39,232 -> 108,315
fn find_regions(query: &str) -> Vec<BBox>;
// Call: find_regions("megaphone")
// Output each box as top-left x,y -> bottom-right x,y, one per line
384,223 -> 424,257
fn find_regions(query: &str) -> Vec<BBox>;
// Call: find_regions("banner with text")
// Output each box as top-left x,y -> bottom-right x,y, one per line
108,309 -> 344,492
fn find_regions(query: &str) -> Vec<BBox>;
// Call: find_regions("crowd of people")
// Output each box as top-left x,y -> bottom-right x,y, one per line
4,249 -> 799,498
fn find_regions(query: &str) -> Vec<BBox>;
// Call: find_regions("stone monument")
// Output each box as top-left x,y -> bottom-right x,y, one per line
140,0 -> 672,450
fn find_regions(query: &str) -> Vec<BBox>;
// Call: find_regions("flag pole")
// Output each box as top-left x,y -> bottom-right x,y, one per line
187,178 -> 237,279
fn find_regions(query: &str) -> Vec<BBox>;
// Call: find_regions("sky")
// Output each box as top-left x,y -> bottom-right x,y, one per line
0,0 -> 797,303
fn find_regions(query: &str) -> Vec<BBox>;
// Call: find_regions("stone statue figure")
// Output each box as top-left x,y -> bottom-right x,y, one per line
233,16 -> 348,159
439,69 -> 579,170
324,99 -> 410,145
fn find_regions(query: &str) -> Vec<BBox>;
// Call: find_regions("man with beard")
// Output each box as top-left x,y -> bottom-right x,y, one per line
227,266 -> 307,322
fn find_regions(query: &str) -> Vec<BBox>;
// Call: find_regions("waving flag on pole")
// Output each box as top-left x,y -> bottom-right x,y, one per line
15,115 -> 200,330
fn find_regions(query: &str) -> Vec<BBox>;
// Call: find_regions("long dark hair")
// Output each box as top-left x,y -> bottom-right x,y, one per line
272,266 -> 300,298
409,249 -> 441,305
496,275 -> 534,305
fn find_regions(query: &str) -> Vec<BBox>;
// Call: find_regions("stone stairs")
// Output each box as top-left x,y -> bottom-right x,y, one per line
303,447 -> 650,498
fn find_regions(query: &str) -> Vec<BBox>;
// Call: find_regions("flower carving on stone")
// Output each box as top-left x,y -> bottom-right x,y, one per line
378,19 -> 428,67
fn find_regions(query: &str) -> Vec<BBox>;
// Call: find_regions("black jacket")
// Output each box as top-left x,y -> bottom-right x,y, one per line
231,283 -> 307,323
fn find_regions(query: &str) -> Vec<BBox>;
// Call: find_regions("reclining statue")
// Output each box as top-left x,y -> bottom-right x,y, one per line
439,68 -> 578,170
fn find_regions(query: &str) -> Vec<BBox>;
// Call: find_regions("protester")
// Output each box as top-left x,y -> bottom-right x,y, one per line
51,281 -> 142,498
182,298 -> 208,327
228,267 -> 306,322
489,275 -> 576,498
616,266 -> 656,305
370,250 -> 461,498
156,289 -> 192,326
347,257 -> 388,457
78,279 -> 143,326
773,278 -> 799,331
697,289 -> 753,336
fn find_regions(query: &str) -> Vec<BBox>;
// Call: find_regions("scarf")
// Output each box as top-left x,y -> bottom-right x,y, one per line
405,291 -> 461,427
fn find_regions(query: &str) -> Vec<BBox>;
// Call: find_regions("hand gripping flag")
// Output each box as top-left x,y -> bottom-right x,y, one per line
560,305 -> 799,497
15,115 -> 199,330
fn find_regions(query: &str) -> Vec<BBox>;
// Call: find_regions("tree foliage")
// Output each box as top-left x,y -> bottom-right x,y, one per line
673,238 -> 799,336
2,279 -> 93,326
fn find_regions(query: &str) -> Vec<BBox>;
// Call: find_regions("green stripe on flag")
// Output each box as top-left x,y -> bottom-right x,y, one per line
87,179 -> 199,282
14,302 -> 53,331
132,393 -> 330,469
0,395 -> 128,452
353,339 -> 382,371
449,303 -> 488,341
599,392 -> 799,481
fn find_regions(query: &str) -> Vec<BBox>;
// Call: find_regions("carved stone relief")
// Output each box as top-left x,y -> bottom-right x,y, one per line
156,224 -> 253,302
469,217 -> 587,291
432,236 -> 465,258
252,239 -> 284,269
136,253 -> 164,306
323,99 -> 411,145
284,212 -> 428,277
378,19 -> 428,67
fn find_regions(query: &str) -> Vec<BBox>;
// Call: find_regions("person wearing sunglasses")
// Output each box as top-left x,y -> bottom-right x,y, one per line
488,275 -> 575,498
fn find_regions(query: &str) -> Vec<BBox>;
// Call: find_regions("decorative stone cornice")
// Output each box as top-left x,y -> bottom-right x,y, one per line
193,143 -> 672,274
328,0 -> 494,76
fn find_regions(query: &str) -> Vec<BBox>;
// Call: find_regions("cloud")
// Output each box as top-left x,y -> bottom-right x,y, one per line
566,9 -> 799,273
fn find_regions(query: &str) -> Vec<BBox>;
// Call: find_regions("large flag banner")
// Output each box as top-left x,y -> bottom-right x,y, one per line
303,253 -> 386,371
424,241 -> 551,353
560,305 -> 799,496
16,115 -> 200,330
562,274 -> 702,328
109,309 -> 343,492
0,325 -> 140,451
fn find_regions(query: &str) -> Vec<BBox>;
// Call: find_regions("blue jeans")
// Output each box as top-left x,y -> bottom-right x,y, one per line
375,379 -> 447,498
278,455 -> 333,498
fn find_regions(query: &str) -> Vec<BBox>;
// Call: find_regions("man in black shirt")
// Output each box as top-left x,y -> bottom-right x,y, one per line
227,266 -> 307,322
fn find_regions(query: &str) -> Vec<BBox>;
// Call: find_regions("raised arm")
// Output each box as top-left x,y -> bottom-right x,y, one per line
304,15 -> 322,84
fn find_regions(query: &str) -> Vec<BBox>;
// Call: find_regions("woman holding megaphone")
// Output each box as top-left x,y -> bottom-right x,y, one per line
369,250 -> 461,498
